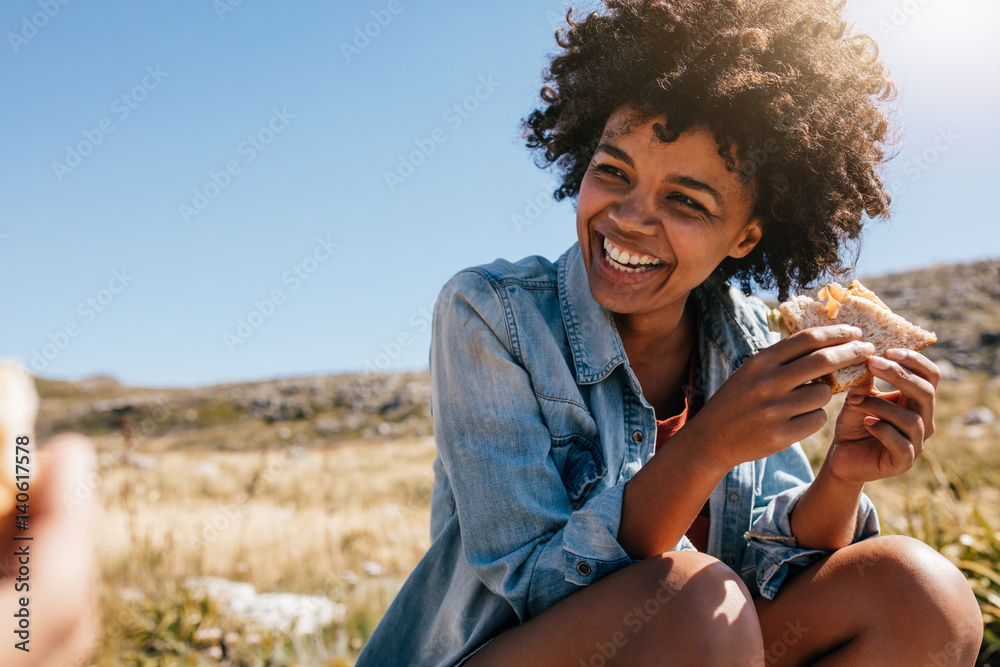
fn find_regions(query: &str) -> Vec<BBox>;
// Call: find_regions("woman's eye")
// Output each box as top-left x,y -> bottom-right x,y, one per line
669,194 -> 707,213
595,163 -> 626,179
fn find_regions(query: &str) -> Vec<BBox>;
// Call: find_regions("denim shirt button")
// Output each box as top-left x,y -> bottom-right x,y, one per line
577,561 -> 592,576
631,430 -> 643,444
728,491 -> 740,503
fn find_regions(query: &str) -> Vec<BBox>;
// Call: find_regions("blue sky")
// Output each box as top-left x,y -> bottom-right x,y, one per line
1,0 -> 997,388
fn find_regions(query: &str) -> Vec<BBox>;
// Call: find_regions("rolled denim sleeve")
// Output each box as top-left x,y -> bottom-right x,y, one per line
742,443 -> 881,599
430,270 -> 633,622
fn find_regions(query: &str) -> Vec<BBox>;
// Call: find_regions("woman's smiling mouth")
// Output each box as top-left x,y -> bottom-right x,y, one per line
599,235 -> 666,275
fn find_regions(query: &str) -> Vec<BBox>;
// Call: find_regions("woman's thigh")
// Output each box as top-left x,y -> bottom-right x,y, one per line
753,535 -> 983,667
466,550 -> 764,667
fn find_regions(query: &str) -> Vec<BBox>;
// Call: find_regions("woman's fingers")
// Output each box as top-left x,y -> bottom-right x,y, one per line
848,394 -> 925,458
789,381 -> 834,414
777,338 -> 875,390
766,325 -> 863,367
785,407 -> 830,443
860,415 -> 918,473
868,352 -> 936,438
885,348 -> 941,387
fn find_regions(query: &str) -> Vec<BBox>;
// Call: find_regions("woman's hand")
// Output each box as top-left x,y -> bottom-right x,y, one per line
690,325 -> 875,470
825,348 -> 940,485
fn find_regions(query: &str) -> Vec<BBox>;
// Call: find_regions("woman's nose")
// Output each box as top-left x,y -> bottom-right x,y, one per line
608,191 -> 657,232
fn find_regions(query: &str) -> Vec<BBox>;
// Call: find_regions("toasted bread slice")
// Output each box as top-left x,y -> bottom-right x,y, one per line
0,362 -> 39,515
773,281 -> 937,393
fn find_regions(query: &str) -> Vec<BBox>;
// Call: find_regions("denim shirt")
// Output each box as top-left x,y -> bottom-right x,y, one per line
356,242 -> 879,667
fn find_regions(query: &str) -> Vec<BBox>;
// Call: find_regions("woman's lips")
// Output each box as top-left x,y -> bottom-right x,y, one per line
594,235 -> 666,283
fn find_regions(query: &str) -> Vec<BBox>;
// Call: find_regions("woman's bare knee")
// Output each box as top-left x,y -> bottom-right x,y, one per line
632,552 -> 763,666
469,551 -> 763,667
852,536 -> 983,665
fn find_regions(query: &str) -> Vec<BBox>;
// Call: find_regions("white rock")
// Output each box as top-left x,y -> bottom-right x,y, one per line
363,560 -> 383,577
183,576 -> 345,636
935,359 -> 959,381
963,425 -> 986,439
125,452 -> 158,470
194,461 -> 220,477
963,407 -> 995,425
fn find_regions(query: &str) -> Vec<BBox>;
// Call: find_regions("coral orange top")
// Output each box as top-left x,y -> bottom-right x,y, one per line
653,348 -> 710,552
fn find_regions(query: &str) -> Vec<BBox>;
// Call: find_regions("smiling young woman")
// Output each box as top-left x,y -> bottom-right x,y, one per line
355,1 -> 983,665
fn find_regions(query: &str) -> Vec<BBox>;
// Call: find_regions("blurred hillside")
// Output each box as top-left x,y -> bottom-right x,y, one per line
36,258 -> 999,449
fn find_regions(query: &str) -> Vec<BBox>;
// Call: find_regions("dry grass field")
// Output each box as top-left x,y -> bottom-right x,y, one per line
65,372 -> 999,666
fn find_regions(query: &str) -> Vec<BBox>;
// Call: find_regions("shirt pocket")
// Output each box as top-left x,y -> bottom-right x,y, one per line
549,432 -> 607,509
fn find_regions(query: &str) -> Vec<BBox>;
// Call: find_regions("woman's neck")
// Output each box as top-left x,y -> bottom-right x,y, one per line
613,295 -> 696,368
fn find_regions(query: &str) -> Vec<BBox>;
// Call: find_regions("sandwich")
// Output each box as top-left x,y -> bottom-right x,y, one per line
0,362 -> 39,516
767,280 -> 937,393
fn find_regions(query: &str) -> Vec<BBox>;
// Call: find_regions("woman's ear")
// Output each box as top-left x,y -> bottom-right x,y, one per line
728,217 -> 763,259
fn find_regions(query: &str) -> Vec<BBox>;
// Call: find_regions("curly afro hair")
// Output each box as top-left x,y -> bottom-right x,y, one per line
522,0 -> 898,299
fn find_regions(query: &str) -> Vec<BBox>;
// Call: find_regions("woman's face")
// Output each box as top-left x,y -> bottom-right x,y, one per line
576,106 -> 763,319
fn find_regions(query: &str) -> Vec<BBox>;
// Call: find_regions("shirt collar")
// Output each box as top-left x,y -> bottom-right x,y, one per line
557,241 -> 768,385
557,242 -> 628,384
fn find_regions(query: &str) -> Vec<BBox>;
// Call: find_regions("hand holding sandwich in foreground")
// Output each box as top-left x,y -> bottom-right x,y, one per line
0,435 -> 102,667
0,362 -> 101,667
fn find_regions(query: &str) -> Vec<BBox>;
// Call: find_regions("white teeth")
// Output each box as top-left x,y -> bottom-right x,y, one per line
601,236 -> 663,269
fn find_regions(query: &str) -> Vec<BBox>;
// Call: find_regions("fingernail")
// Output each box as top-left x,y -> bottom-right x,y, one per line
862,343 -> 876,356
849,394 -> 864,405
885,348 -> 906,361
870,356 -> 890,370
864,416 -> 879,427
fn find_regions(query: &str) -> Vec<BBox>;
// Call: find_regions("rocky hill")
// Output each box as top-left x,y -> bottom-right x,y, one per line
862,260 -> 1000,377
36,371 -> 432,451
35,259 -> 998,451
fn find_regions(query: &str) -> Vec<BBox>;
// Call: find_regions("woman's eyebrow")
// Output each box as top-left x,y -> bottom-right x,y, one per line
664,174 -> 724,206
594,142 -> 724,206
594,142 -> 634,166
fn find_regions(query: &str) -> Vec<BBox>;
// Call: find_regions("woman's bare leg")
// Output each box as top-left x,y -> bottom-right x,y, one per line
754,535 -> 983,667
467,550 -> 764,667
